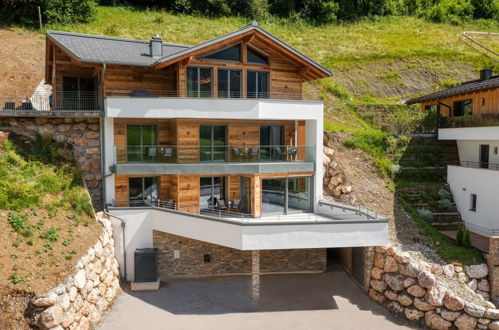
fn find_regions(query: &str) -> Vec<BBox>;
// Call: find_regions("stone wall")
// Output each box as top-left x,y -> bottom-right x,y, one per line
368,244 -> 499,330
0,117 -> 102,209
31,214 -> 120,330
488,236 -> 499,302
153,231 -> 326,277
322,146 -> 352,200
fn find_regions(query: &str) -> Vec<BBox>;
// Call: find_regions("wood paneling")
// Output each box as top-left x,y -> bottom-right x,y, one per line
177,175 -> 200,211
228,175 -> 241,201
421,88 -> 499,116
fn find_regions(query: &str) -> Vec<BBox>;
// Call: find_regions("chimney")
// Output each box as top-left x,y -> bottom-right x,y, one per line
150,34 -> 163,59
480,68 -> 493,81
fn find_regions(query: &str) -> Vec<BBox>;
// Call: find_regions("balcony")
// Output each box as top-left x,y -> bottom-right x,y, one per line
105,94 -> 323,121
108,199 -> 389,251
439,114 -> 499,129
113,145 -> 316,175
0,92 -> 103,117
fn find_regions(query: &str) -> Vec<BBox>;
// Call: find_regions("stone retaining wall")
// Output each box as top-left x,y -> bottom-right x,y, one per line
368,244 -> 499,329
31,214 -> 120,330
0,117 -> 102,209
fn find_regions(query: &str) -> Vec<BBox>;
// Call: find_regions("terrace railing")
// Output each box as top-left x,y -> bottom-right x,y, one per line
439,113 -> 499,129
107,90 -> 312,101
0,91 -> 103,113
458,160 -> 499,171
115,145 -> 313,164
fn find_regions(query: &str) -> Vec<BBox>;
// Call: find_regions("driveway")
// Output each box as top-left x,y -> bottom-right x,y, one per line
98,266 -> 414,330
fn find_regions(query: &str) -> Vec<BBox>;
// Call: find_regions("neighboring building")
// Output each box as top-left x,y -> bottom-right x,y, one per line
6,23 -> 388,295
407,68 -> 499,240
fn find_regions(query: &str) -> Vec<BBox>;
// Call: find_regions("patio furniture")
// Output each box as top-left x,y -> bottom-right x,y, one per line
4,102 -> 15,110
232,147 -> 244,160
287,146 -> 298,160
250,147 -> 259,160
232,199 -> 241,212
272,146 -> 284,160
147,147 -> 157,158
216,199 -> 228,210
131,90 -> 152,97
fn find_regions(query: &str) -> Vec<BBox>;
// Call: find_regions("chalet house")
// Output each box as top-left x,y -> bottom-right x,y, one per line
407,68 -> 499,243
19,23 -> 389,295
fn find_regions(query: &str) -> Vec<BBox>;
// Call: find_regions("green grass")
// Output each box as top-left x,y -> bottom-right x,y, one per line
400,198 -> 484,265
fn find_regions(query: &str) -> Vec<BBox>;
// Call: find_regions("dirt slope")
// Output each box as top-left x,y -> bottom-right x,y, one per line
0,29 -> 45,97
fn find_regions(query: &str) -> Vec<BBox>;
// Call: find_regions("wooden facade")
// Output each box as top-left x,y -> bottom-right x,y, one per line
114,171 -> 314,217
420,87 -> 499,117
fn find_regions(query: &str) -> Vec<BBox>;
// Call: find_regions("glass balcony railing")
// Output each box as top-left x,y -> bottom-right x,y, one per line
115,145 -> 314,164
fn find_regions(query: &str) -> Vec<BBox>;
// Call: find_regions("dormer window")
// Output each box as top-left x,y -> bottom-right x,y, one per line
201,45 -> 241,62
247,47 -> 268,65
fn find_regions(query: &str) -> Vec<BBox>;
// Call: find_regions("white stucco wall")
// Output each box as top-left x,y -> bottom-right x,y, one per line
457,140 -> 499,166
447,165 -> 499,236
108,207 -> 388,281
439,127 -> 499,141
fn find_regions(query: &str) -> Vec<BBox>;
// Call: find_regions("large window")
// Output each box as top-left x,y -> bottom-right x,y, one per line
470,193 -> 477,212
187,67 -> 212,98
200,177 -> 227,210
453,99 -> 472,117
62,76 -> 97,110
247,71 -> 269,98
129,177 -> 158,206
201,45 -> 241,62
126,125 -> 157,162
247,47 -> 269,65
260,125 -> 284,160
262,176 -> 312,215
200,125 -> 227,161
218,69 -> 241,98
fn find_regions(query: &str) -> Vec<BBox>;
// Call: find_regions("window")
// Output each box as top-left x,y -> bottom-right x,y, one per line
453,99 -> 472,117
62,76 -> 97,110
470,194 -> 477,212
247,71 -> 268,98
200,125 -> 227,161
129,177 -> 158,206
218,69 -> 241,98
187,67 -> 212,98
247,47 -> 268,65
260,125 -> 284,160
126,125 -> 157,162
262,176 -> 312,215
200,177 -> 227,210
201,45 -> 241,62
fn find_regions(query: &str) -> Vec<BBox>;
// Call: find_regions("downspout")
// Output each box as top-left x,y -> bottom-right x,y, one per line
100,63 -> 107,211
103,209 -> 127,281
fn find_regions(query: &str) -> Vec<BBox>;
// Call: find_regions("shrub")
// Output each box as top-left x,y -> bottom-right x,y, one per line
8,212 -> 28,233
462,229 -> 471,247
40,227 -> 60,243
437,189 -> 451,200
456,226 -> 464,246
438,198 -> 452,210
0,0 -> 97,27
9,273 -> 25,285
424,0 -> 474,24
417,208 -> 433,222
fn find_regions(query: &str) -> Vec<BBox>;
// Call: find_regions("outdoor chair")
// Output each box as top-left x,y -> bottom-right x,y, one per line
232,147 -> 244,159
147,147 -> 157,158
216,199 -> 228,210
232,199 -> 241,211
287,146 -> 298,160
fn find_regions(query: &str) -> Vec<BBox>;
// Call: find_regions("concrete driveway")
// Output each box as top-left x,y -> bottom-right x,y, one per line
98,266 -> 415,330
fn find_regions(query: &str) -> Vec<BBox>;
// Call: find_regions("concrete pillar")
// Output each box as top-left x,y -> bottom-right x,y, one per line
251,250 -> 260,300
487,236 -> 499,302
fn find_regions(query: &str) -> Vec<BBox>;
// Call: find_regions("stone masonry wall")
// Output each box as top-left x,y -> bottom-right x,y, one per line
368,244 -> 499,330
153,231 -> 326,277
488,236 -> 499,302
31,214 -> 120,330
0,117 -> 102,209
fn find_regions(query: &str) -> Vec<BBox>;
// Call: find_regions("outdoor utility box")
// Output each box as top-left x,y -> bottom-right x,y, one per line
134,248 -> 159,283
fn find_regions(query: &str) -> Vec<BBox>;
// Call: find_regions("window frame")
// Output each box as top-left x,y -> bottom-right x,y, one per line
470,193 -> 477,212
187,66 -> 213,98
200,44 -> 242,63
247,70 -> 269,99
217,68 -> 242,99
247,46 -> 269,65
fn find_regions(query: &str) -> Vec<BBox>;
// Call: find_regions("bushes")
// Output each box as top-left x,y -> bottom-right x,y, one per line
424,0 -> 475,24
456,226 -> 471,247
1,0 -> 97,27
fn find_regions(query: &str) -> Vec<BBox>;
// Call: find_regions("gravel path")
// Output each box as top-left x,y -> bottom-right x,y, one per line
98,267 -> 415,330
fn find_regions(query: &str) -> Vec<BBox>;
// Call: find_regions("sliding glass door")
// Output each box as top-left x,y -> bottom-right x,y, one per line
262,176 -> 312,215
200,177 -> 227,210
200,125 -> 227,161
260,125 -> 284,161
126,125 -> 157,162
187,67 -> 212,98
218,69 -> 241,98
128,177 -> 158,206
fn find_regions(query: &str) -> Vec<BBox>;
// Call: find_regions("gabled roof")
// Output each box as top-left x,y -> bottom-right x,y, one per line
406,75 -> 499,105
46,23 -> 332,78
47,30 -> 192,66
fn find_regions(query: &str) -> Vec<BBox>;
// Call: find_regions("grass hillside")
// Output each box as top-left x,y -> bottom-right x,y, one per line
0,135 -> 99,297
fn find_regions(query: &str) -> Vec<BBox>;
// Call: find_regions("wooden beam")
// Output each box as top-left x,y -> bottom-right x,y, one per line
297,66 -> 310,76
243,33 -> 256,44
182,55 -> 194,67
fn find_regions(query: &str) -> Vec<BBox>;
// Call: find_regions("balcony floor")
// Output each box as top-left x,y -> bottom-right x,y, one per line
116,161 -> 315,175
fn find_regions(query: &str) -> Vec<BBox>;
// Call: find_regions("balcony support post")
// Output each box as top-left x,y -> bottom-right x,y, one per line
251,250 -> 260,301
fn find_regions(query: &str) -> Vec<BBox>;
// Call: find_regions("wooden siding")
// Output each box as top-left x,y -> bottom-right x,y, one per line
421,87 -> 499,116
